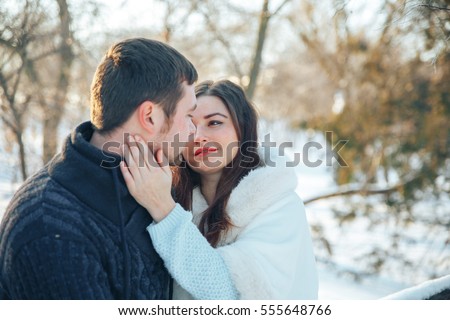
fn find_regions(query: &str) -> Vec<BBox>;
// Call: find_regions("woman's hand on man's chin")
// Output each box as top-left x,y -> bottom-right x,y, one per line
120,134 -> 175,222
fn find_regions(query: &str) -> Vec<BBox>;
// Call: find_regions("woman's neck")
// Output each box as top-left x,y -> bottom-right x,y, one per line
200,172 -> 222,205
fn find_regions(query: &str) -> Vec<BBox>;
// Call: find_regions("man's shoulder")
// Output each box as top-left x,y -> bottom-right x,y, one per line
4,166 -> 51,215
4,164 -> 83,216
1,165 -> 98,246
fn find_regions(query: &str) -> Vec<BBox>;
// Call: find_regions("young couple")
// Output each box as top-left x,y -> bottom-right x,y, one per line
0,38 -> 318,299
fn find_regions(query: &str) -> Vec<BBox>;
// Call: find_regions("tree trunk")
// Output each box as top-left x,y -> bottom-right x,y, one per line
246,0 -> 270,100
42,0 -> 74,164
16,129 -> 28,181
2,113 -> 28,181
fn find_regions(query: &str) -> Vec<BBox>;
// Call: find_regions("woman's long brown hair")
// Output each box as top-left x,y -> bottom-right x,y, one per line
172,80 -> 261,247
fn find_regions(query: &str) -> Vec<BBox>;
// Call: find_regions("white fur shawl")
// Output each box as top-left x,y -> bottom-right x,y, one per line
191,152 -> 298,246
173,152 -> 318,300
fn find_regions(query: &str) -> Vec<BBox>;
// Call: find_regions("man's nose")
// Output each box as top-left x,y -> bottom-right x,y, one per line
189,118 -> 196,136
194,126 -> 208,143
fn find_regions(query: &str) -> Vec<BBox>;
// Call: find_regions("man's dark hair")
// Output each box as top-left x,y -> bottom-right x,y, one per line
90,38 -> 198,133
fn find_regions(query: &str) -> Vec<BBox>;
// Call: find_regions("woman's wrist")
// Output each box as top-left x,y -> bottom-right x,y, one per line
147,198 -> 176,223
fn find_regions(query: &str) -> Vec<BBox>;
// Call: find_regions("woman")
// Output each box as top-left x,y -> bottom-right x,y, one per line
120,80 -> 318,299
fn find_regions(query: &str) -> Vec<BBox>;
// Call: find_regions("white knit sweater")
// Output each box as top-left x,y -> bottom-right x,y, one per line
173,153 -> 319,299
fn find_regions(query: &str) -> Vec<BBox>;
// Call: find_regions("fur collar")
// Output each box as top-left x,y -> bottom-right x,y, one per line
191,150 -> 298,245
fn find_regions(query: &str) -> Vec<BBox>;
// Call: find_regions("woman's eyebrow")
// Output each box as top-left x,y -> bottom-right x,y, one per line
204,112 -> 228,119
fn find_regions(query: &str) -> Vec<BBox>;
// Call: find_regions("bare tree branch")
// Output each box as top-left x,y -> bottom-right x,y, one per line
160,0 -> 199,43
304,173 -> 420,205
0,68 -> 15,106
175,1 -> 199,36
416,4 -> 450,11
271,0 -> 291,17
30,46 -> 64,62
0,38 -> 16,49
199,6 -> 245,79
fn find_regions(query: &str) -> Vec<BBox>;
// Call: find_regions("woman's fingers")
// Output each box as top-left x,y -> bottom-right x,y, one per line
134,134 -> 158,169
127,135 -> 145,169
125,134 -> 171,178
123,142 -> 142,180
156,149 -> 172,177
120,161 -> 135,192
130,134 -> 146,167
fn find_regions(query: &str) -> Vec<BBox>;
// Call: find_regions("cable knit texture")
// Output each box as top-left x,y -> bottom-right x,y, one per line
147,204 -> 238,299
154,149 -> 318,300
0,121 -> 170,299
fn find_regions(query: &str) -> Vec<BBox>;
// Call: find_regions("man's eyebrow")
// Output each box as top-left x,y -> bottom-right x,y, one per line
204,112 -> 228,119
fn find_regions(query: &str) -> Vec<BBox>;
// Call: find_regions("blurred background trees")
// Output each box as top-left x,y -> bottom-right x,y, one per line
287,0 -> 449,282
0,0 -> 97,179
1,0 -> 448,287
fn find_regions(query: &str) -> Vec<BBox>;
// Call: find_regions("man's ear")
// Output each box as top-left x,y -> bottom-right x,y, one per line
137,101 -> 155,134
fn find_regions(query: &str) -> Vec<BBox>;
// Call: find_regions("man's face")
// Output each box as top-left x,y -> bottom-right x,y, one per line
153,81 -> 197,163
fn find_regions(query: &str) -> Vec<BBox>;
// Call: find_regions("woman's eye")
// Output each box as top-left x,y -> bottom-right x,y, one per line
209,120 -> 222,126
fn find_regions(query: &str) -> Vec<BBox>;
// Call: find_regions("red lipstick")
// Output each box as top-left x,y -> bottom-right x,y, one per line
195,147 -> 218,157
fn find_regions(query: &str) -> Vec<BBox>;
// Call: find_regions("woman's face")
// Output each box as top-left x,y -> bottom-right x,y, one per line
183,95 -> 239,175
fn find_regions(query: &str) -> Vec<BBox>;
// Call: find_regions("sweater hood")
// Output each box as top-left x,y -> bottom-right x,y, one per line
192,148 -> 299,245
48,121 -> 137,298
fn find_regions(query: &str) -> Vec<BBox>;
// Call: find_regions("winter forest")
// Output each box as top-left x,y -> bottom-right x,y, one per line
0,0 -> 449,298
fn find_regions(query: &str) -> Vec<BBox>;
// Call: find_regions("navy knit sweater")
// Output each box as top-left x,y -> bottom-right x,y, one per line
0,122 -> 170,299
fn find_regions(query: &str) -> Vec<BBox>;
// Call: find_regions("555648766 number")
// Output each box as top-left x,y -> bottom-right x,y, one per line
260,304 -> 331,316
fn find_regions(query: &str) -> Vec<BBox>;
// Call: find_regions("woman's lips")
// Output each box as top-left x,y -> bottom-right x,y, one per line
195,147 -> 218,157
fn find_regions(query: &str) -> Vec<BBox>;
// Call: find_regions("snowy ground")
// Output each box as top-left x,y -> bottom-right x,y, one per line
317,265 -> 406,299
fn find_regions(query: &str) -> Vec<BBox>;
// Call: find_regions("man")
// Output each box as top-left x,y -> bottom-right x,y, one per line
0,38 -> 197,299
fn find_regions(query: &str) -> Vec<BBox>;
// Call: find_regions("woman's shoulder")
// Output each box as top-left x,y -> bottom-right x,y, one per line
231,147 -> 299,202
226,148 -> 302,227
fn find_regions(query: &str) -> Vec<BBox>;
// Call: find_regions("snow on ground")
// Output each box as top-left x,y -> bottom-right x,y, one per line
317,265 -> 407,299
0,147 -> 21,221
0,183 -> 11,221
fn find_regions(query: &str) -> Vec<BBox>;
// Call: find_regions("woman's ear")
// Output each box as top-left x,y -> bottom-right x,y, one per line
137,101 -> 155,134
